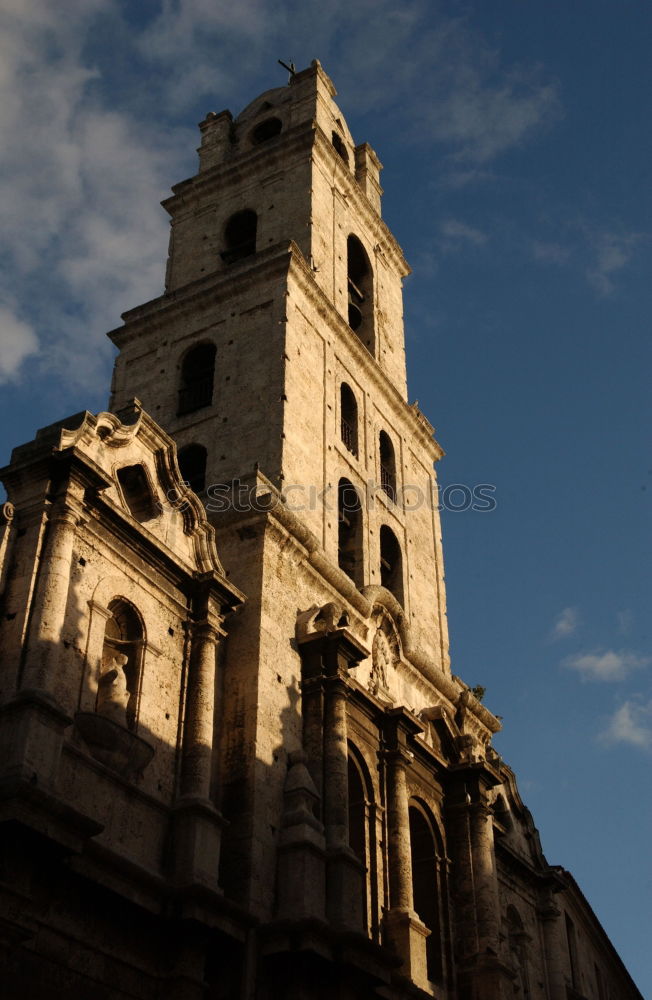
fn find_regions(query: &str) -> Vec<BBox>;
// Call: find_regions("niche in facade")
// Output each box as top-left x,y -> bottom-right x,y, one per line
338,478 -> 363,587
99,598 -> 144,731
74,597 -> 154,778
178,443 -> 207,494
178,342 -> 216,416
332,131 -> 349,164
251,117 -> 282,144
379,431 -> 397,502
380,525 -> 403,604
340,383 -> 359,457
347,235 -> 374,352
506,906 -> 531,997
117,464 -> 158,523
221,209 -> 257,264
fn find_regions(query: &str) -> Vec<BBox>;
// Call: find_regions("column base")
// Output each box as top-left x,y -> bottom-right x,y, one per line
277,836 -> 326,922
0,689 -> 72,787
171,796 -> 226,891
383,907 -> 432,993
326,845 -> 366,932
455,950 -> 516,1000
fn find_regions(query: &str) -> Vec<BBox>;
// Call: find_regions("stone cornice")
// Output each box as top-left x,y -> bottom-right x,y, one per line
109,242 -> 292,346
109,240 -> 442,461
162,122 -> 316,216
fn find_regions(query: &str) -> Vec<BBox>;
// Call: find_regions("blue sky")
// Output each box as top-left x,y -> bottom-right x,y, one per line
1,1 -> 650,991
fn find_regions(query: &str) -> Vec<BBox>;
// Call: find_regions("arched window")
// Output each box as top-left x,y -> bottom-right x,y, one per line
117,464 -> 157,523
332,131 -> 349,164
251,117 -> 282,144
409,803 -> 444,985
340,383 -> 358,457
221,209 -> 257,264
178,342 -> 216,416
347,235 -> 374,352
338,478 -> 363,587
347,755 -> 368,932
379,430 -> 397,501
380,525 -> 403,604
98,598 -> 144,732
178,443 -> 207,494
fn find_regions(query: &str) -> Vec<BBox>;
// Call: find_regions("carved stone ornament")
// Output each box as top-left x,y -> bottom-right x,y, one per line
296,601 -> 349,642
369,607 -> 400,699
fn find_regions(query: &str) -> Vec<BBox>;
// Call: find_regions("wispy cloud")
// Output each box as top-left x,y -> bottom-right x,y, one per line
0,0 -> 188,389
563,648 -> 650,682
617,610 -> 634,636
599,699 -> 652,750
440,219 -> 488,248
532,240 -> 571,265
530,224 -> 645,297
0,304 -> 39,383
550,606 -> 580,641
585,230 -> 644,296
140,0 -> 561,169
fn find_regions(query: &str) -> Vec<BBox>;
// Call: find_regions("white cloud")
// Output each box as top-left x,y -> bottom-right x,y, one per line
585,230 -> 643,296
0,0 -> 564,394
599,699 -> 652,750
530,224 -> 645,296
440,219 -> 488,246
0,0 -> 189,390
139,0 -> 561,168
550,606 -> 580,640
0,305 -> 39,382
563,649 -> 650,682
532,240 -> 571,265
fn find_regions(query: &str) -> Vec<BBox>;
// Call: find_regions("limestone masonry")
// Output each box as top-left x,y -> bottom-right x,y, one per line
0,61 -> 643,1000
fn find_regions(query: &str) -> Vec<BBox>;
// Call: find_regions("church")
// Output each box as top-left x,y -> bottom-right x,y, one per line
0,61 -> 642,1000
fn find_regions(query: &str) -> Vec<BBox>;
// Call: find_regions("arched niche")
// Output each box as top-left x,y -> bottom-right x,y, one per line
338,478 -> 363,587
347,235 -> 375,353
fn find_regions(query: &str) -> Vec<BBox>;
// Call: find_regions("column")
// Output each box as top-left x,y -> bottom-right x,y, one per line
382,709 -> 431,992
323,668 -> 350,848
295,618 -> 369,933
180,619 -> 220,800
539,895 -> 566,1000
385,746 -> 413,911
446,766 -> 512,1000
469,799 -> 502,955
322,644 -> 365,931
1,497 -> 81,789
172,607 -> 226,890
22,500 -> 81,696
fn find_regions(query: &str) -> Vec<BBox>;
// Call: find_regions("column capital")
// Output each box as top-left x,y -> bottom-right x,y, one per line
189,617 -> 222,644
298,625 -> 369,683
47,496 -> 86,530
381,705 -> 424,753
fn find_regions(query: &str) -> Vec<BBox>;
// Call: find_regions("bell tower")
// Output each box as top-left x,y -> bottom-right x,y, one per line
108,59 -> 452,929
109,59 -> 448,670
3,59 -> 639,1000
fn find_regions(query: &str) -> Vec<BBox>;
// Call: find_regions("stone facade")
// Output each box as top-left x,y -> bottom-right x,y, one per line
0,62 -> 642,1000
